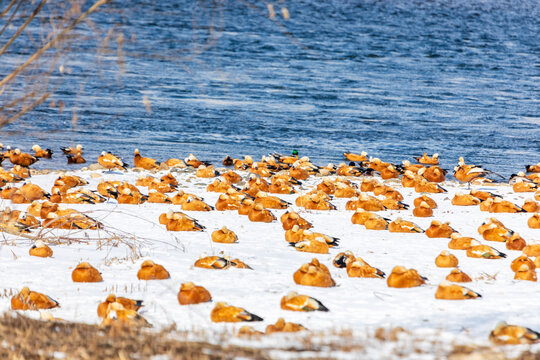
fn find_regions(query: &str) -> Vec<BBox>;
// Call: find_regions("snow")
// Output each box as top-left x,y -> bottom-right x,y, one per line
0,166 -> 539,357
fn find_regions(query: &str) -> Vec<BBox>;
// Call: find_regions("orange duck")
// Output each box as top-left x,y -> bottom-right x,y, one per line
466,240 -> 506,259
445,268 -> 472,283
281,211 -> 312,230
11,287 -> 59,310
529,214 -> 540,229
451,192 -> 481,206
415,152 -> 439,165
346,257 -> 385,278
178,282 -> 212,305
387,266 -> 427,288
388,218 -> 423,233
211,226 -> 238,243
248,203 -> 276,223
413,201 -> 433,217
97,294 -> 143,319
280,291 -> 328,312
489,322 -> 540,345
265,318 -> 306,334
425,221 -> 455,238
9,149 -> 38,167
413,194 -> 437,209
211,302 -> 263,323
514,264 -> 537,281
98,151 -> 127,170
137,260 -> 170,280
293,258 -> 335,288
435,251 -> 459,268
522,199 -> 540,213
29,240 -> 53,258
435,281 -> 481,300
133,149 -> 159,170
72,262 -> 103,282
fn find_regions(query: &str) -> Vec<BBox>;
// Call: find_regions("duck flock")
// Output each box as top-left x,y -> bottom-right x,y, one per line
0,143 -> 540,347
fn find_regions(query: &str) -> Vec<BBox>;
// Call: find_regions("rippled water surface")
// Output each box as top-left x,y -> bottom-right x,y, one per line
1,0 -> 539,175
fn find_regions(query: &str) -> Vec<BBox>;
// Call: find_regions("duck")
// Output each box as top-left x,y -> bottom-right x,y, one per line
522,199 -> 540,213
29,240 -> 53,258
434,281 -> 481,300
194,255 -> 234,270
528,214 -> 540,229
435,251 -> 459,268
505,233 -> 526,251
67,154 -> 87,164
344,151 -> 368,162
184,154 -> 210,168
248,203 -> 276,223
478,218 -> 507,235
425,221 -> 456,238
297,193 -> 336,211
415,152 -> 439,165
413,194 -> 437,209
196,165 -> 219,178
418,166 -> 446,183
482,223 -> 513,242
116,188 -> 147,204
346,194 -> 385,212
293,258 -> 335,288
526,163 -> 540,173
61,144 -> 83,156
401,170 -> 420,188
387,266 -> 427,288
414,179 -> 447,193
445,268 -> 472,283
453,158 -> 494,183
137,260 -> 170,280
514,264 -> 537,281
346,257 -> 385,278
489,198 -> 524,213
32,145 -> 53,158
401,160 -> 425,174
512,179 -> 538,193
178,282 -> 212,305
413,201 -> 433,217
511,255 -> 535,272
388,218 -> 423,233
133,149 -> 159,170
147,189 -> 172,203
171,190 -> 204,205
97,294 -> 143,319
448,232 -> 476,250
290,238 -> 329,254
489,322 -> 540,345
101,302 -> 151,328
165,158 -> 186,168
333,251 -> 356,268
215,193 -> 241,211
451,192 -> 481,206
211,226 -> 238,243
181,197 -> 213,211
11,287 -> 59,310
210,302 -> 263,323
466,240 -> 506,259
253,191 -> 290,209
221,170 -> 242,184
265,318 -> 306,334
523,244 -> 540,258
98,151 -> 128,170
19,183 -> 49,201
351,208 -> 376,225
280,291 -> 328,312
469,189 -> 500,201
364,214 -> 389,230
222,155 -> 234,166
72,262 -> 103,282
280,211 -> 312,231
9,149 -> 38,167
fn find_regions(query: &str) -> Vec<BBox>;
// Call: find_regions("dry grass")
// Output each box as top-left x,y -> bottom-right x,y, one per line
2,313 -> 540,360
0,313 -> 269,360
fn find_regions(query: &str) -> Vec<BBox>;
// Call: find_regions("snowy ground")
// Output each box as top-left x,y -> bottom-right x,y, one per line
0,165 -> 539,358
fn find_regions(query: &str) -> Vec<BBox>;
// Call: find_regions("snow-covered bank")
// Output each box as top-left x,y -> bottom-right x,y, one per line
0,165 -> 539,357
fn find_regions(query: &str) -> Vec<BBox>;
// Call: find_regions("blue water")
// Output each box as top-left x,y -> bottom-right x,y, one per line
1,0 -> 539,175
